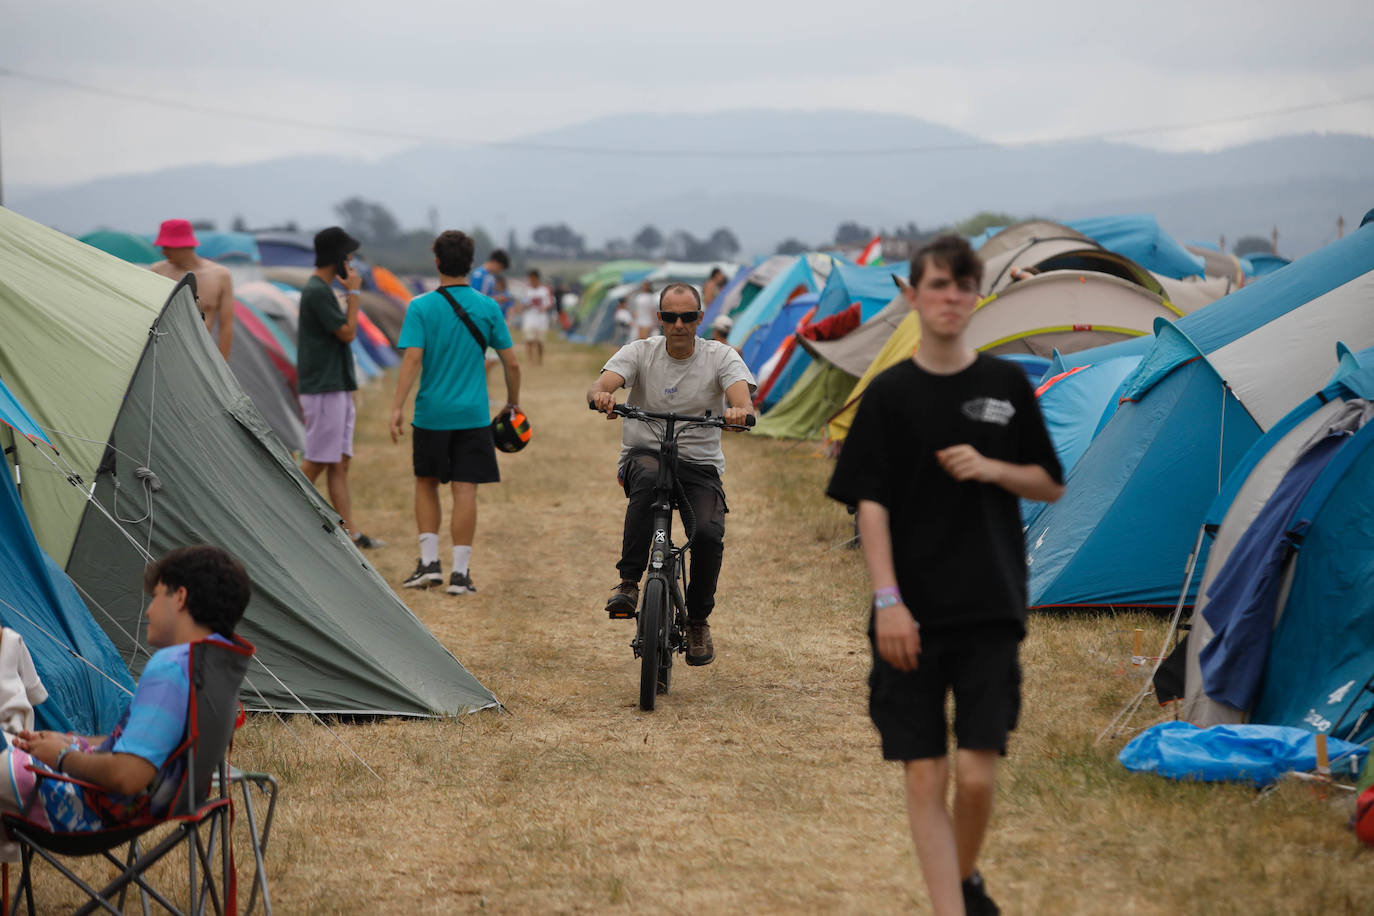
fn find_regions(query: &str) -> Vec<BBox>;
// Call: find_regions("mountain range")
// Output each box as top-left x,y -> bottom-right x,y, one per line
8,109 -> 1374,258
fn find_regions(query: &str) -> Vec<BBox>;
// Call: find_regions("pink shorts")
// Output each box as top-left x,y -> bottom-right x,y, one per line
300,391 -> 356,464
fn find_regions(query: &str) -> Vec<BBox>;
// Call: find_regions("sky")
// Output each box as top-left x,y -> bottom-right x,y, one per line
2,0 -> 1373,191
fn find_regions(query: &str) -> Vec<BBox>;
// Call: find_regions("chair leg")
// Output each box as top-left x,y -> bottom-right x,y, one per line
238,776 -> 275,915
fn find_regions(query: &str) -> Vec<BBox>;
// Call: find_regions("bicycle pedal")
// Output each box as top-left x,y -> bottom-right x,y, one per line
607,608 -> 637,620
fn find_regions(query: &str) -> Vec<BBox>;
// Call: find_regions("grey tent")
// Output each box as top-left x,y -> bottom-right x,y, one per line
1,207 -> 496,716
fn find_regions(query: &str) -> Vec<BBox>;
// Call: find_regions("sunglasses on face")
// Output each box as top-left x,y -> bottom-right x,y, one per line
659,310 -> 701,324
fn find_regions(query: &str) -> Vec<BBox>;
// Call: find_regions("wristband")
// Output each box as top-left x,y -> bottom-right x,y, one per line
345,289 -> 360,297
873,586 -> 902,610
55,743 -> 79,774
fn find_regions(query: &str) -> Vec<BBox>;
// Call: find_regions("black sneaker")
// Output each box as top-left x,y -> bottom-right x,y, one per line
352,532 -> 386,550
402,559 -> 442,589
605,581 -> 639,619
686,621 -> 714,666
447,571 -> 477,595
961,871 -> 1000,916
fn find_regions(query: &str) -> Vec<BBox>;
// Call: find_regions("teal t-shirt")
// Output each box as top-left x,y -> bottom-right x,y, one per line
398,285 -> 514,430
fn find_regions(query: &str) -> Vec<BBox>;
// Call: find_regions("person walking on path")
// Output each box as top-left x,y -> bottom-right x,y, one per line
826,235 -> 1064,916
297,226 -> 382,550
149,219 -> 235,360
520,269 -> 553,367
390,230 -> 521,596
631,279 -> 657,340
587,283 -> 755,666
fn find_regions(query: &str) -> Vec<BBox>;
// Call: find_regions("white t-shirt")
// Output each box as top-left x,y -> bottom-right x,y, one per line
521,286 -> 553,332
602,337 -> 756,473
631,291 -> 657,331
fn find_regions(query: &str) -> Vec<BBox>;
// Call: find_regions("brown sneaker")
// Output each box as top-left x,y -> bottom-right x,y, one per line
605,580 -> 639,619
686,621 -> 714,666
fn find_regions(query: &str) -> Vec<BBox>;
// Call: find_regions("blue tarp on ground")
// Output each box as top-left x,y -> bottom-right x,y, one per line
1120,722 -> 1367,785
0,381 -> 134,735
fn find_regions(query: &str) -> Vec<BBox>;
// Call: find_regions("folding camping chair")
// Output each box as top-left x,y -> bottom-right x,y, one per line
2,635 -> 255,915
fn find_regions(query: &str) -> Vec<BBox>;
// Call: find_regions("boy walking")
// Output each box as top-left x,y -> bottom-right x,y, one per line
826,235 -> 1063,915
390,230 -> 521,595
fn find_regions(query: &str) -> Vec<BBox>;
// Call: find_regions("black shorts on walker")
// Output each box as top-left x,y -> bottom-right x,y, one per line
412,425 -> 500,484
868,618 -> 1022,761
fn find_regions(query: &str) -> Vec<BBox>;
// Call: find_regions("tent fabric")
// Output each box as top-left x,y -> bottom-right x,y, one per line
975,221 -> 1093,261
1064,215 -> 1206,279
726,256 -> 816,348
1249,418 -> 1374,742
1,208 -> 496,717
1180,358 -> 1374,734
0,381 -> 134,735
752,361 -> 857,440
64,284 -> 497,716
1027,221 -> 1374,609
77,231 -> 161,265
227,314 -> 306,454
966,271 -> 1178,358
1197,431 -> 1350,710
800,294 -> 908,379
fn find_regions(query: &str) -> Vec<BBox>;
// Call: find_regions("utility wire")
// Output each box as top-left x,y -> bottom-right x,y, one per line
1,66 -> 1372,158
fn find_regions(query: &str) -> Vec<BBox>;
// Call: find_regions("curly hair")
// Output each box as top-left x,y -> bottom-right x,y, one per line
143,545 -> 251,638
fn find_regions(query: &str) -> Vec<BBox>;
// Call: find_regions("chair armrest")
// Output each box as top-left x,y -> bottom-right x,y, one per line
24,762 -> 106,794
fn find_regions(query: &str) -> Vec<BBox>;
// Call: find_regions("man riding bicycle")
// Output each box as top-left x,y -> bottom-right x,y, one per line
587,282 -> 756,666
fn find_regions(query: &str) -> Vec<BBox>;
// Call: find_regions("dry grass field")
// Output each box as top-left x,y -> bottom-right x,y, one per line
25,339 -> 1367,913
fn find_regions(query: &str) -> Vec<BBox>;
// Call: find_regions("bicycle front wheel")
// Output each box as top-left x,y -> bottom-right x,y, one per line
638,577 -> 669,711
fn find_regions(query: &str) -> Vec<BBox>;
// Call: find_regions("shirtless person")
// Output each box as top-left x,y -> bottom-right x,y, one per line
149,219 -> 235,359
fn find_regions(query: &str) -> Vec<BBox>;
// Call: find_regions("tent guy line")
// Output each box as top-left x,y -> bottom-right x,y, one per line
3,67 -> 1373,159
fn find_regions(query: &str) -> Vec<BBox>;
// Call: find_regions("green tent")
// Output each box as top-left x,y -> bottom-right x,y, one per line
753,361 -> 857,440
78,230 -> 161,265
1,207 -> 496,716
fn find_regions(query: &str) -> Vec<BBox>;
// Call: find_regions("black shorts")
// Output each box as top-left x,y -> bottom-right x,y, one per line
412,425 -> 500,484
868,618 -> 1022,761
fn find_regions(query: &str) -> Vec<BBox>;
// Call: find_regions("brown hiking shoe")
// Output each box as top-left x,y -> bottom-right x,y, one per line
686,621 -> 714,666
605,580 -> 639,619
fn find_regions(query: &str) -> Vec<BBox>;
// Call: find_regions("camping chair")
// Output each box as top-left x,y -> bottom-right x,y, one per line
2,635 -> 255,915
214,766 -> 276,915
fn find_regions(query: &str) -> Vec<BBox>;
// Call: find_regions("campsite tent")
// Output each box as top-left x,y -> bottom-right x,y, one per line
1178,350 -> 1374,743
966,270 -> 1180,358
1024,218 -> 1374,609
0,379 -> 135,735
79,231 -> 160,265
0,206 -> 497,716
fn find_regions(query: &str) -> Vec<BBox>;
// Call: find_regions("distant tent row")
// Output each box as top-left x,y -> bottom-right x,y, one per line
2,206 -> 496,726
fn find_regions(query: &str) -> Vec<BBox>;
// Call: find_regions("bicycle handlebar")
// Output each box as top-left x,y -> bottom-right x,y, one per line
588,401 -> 755,429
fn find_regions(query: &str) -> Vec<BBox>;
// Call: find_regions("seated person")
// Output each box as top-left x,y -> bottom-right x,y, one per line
1,545 -> 250,833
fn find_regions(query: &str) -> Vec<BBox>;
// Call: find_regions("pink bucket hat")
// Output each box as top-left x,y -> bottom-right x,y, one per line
154,219 -> 199,249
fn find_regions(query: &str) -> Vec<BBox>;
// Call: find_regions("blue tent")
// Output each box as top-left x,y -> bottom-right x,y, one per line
972,216 -> 1205,279
741,293 -> 818,375
756,260 -> 908,409
1245,253 -> 1291,278
0,379 -> 135,734
726,256 -> 815,348
1182,353 -> 1374,742
1026,220 -> 1374,609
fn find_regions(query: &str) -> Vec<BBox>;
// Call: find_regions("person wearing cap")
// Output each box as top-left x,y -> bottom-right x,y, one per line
708,314 -> 733,344
149,219 -> 235,360
297,226 -> 380,550
389,230 -> 521,596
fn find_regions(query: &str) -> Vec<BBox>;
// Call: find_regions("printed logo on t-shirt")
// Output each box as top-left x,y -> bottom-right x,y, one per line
961,397 -> 1015,426
664,385 -> 679,399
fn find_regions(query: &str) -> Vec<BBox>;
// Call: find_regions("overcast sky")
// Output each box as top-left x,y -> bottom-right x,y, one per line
3,0 -> 1372,190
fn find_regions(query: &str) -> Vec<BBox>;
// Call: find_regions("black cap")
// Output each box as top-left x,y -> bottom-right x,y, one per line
313,226 -> 361,267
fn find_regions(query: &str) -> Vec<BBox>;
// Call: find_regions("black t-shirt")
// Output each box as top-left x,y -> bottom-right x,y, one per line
826,354 -> 1062,632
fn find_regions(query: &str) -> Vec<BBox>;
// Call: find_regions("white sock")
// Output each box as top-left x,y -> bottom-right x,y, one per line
453,545 -> 472,576
419,533 -> 439,566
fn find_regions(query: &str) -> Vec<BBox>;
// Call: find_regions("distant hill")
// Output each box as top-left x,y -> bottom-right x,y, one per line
8,109 -> 1373,258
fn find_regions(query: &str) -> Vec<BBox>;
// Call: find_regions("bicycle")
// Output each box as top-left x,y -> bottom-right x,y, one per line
590,401 -> 754,710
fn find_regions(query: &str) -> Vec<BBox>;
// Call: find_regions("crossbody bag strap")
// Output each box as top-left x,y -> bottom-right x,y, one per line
436,285 -> 488,351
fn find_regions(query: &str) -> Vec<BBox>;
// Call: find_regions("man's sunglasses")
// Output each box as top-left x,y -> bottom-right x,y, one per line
659,310 -> 702,324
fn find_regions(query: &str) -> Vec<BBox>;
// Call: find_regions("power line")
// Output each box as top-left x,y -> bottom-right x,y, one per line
2,66 -> 1372,159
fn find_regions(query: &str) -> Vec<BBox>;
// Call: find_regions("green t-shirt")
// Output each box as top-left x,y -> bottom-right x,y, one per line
398,285 -> 513,430
297,276 -> 358,394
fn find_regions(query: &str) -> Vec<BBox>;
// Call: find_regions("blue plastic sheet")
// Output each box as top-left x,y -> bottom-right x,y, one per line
1119,722 -> 1368,786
